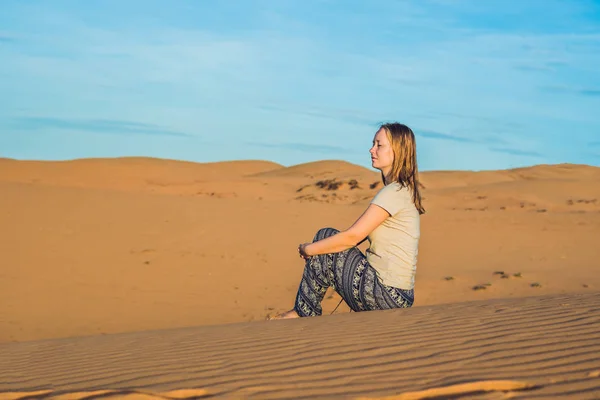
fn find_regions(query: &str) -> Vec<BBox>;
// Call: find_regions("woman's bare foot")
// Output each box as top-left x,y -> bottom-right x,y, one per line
266,309 -> 300,320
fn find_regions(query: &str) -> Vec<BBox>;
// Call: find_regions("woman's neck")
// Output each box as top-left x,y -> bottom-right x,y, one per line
382,174 -> 393,185
381,167 -> 393,185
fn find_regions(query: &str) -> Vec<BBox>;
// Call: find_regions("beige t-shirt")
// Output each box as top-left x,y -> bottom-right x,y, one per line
366,182 -> 420,289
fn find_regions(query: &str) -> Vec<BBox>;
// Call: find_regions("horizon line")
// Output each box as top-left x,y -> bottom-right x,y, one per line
0,154 -> 595,174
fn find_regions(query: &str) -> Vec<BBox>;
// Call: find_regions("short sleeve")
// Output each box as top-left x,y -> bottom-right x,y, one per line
370,183 -> 406,216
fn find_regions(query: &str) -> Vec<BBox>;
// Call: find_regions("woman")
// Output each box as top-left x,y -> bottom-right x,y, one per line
270,122 -> 425,319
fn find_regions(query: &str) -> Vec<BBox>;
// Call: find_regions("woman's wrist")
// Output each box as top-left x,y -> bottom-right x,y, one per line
298,243 -> 312,259
304,243 -> 313,256
300,243 -> 316,257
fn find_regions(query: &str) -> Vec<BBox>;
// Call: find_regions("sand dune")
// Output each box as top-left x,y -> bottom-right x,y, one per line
250,159 -> 378,180
0,157 -> 283,198
1,157 -> 599,398
1,157 -> 599,343
1,291 -> 599,399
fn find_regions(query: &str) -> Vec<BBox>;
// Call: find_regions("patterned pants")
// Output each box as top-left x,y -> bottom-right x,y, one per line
294,227 -> 414,317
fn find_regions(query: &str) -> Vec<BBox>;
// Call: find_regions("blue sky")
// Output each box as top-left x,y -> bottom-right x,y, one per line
1,0 -> 599,171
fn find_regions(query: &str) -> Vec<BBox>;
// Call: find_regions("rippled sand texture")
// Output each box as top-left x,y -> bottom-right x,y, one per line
2,291 -> 599,399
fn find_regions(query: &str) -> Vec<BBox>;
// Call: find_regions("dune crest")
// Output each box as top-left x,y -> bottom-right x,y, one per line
0,157 -> 283,192
250,159 -> 375,179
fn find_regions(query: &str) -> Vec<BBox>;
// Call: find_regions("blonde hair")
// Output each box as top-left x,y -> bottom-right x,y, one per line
380,122 -> 425,215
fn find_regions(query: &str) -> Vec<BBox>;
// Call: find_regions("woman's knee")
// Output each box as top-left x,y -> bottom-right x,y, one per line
313,227 -> 340,242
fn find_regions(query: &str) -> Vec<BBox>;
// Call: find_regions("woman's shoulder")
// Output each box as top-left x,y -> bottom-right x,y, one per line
378,181 -> 410,195
373,179 -> 422,216
372,181 -> 412,209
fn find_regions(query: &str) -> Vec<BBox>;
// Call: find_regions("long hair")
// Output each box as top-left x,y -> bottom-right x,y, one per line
380,122 -> 425,215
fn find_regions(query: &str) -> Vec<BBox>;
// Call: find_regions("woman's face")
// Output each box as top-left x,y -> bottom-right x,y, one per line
370,128 -> 394,175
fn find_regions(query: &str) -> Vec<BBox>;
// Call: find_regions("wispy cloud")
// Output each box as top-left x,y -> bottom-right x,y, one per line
417,110 -> 525,129
257,104 -> 378,127
489,147 -> 543,157
580,89 -> 600,97
540,85 -> 600,97
9,117 -> 192,137
246,141 -> 350,154
0,35 -> 17,44
513,60 -> 568,72
416,129 -> 477,143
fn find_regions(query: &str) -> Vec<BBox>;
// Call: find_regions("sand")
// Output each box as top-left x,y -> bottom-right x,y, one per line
1,292 -> 599,399
1,157 -> 599,398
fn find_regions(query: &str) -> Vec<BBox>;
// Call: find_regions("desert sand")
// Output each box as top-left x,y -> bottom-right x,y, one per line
1,157 -> 599,398
1,291 -> 599,399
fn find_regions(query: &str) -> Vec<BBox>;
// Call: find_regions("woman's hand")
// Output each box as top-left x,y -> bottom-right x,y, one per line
298,243 -> 311,260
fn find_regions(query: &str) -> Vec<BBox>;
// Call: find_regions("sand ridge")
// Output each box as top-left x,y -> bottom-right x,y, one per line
1,291 -> 599,399
0,389 -> 210,399
0,383 -> 540,399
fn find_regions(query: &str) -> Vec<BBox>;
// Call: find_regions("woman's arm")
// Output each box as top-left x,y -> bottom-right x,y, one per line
300,204 -> 390,257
